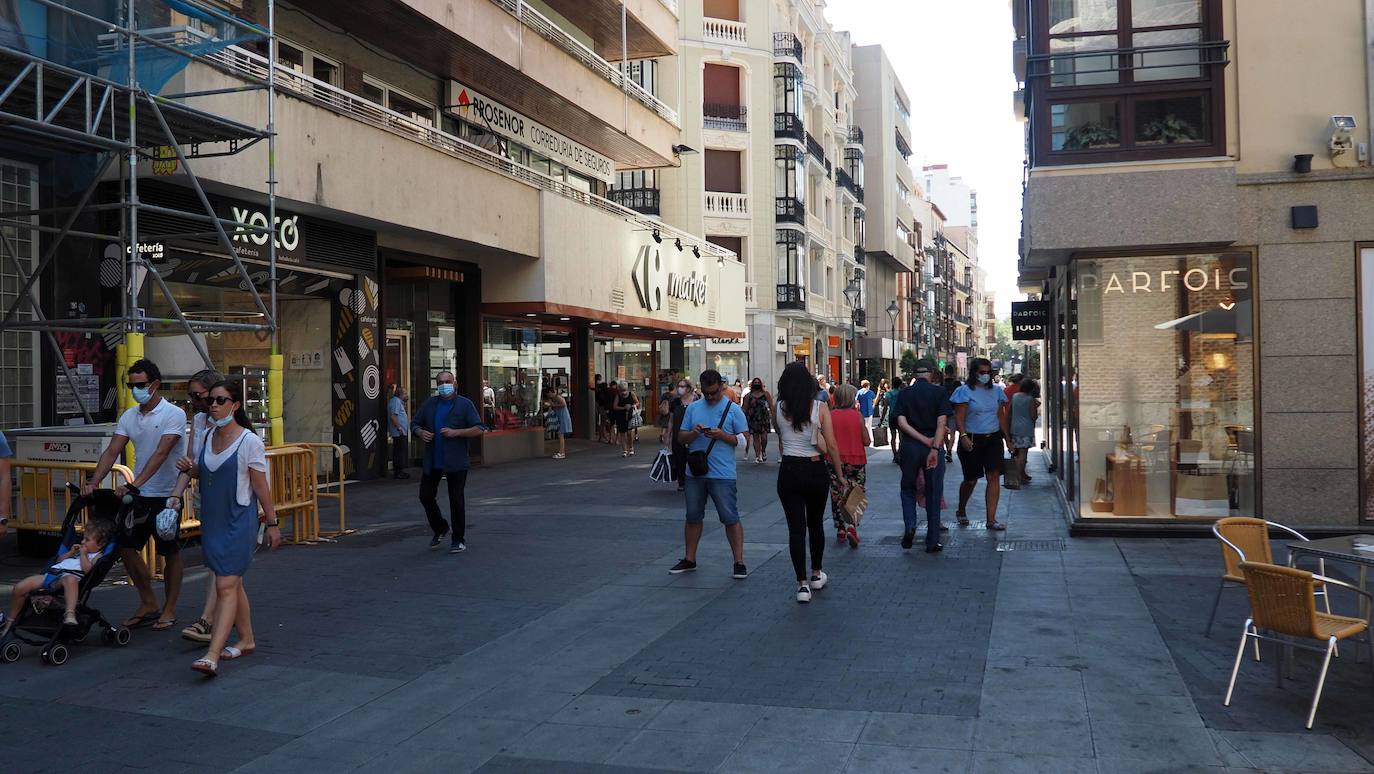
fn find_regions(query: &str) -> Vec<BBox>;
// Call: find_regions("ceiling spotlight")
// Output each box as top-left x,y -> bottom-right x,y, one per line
652,229 -> 662,244
590,321 -> 600,326
559,317 -> 571,321
525,313 -> 537,317
692,245 -> 701,258
611,324 -> 621,328
675,238 -> 683,252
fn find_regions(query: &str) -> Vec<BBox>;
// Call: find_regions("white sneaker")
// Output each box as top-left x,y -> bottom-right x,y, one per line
796,584 -> 812,604
809,570 -> 828,590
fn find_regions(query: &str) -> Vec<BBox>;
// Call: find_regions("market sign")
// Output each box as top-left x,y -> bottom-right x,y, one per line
1011,300 -> 1049,341
444,80 -> 615,184
631,244 -> 709,311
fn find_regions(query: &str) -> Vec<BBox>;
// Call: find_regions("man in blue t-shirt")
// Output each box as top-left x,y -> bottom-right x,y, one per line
670,369 -> 750,579
951,357 -> 1011,531
412,371 -> 485,553
856,379 -> 875,422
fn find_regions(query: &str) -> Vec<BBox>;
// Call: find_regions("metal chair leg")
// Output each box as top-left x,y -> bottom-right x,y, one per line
1307,637 -> 1338,729
1205,578 -> 1227,638
1224,618 -> 1252,707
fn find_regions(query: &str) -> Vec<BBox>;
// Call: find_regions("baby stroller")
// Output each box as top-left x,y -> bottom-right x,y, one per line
0,485 -> 133,665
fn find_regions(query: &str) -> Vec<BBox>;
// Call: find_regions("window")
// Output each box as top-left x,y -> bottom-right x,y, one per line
311,54 -> 339,87
1032,0 -> 1224,163
360,78 -> 384,106
707,236 -> 744,264
388,88 -> 435,127
894,92 -> 911,125
776,229 -> 806,300
896,220 -> 911,246
705,150 -> 743,193
276,41 -> 304,72
773,63 -> 804,141
775,146 -> 804,202
896,179 -> 911,203
0,160 -> 36,427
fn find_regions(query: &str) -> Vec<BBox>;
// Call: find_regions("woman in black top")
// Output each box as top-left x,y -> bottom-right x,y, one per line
667,378 -> 695,491
612,382 -> 639,457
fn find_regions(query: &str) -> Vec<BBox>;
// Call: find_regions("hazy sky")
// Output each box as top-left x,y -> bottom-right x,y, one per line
826,0 -> 1025,317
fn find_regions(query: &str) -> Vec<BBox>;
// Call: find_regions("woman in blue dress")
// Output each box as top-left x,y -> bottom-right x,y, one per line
168,380 -> 281,677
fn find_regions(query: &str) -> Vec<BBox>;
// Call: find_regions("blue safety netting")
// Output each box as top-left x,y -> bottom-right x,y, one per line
0,0 -> 265,94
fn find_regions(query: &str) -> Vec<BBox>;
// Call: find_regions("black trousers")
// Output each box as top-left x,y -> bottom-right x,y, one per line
671,442 -> 688,484
419,469 -> 467,542
390,434 -> 409,473
777,457 -> 830,582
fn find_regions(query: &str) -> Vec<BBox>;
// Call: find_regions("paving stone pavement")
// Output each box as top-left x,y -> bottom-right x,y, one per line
0,435 -> 1372,773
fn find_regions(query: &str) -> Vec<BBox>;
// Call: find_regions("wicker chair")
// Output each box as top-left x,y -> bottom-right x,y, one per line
1206,517 -> 1328,638
1224,561 -> 1373,728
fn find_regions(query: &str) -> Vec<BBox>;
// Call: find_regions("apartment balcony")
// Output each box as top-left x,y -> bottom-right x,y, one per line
894,129 -> 913,160
703,17 -> 748,46
704,192 -> 749,219
775,112 -> 804,143
774,32 -> 803,64
851,308 -> 867,328
609,187 -> 661,216
536,0 -> 677,59
775,196 -> 805,225
835,167 -> 860,201
777,284 -> 806,310
805,132 -> 827,167
843,125 -> 864,147
854,245 -> 865,265
703,103 -> 747,132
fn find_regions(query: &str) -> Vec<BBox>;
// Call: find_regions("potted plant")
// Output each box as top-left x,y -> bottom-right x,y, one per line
1140,114 -> 1200,144
1062,121 -> 1120,150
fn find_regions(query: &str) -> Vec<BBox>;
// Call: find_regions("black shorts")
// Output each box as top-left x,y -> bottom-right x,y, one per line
957,433 -> 1005,481
120,495 -> 181,556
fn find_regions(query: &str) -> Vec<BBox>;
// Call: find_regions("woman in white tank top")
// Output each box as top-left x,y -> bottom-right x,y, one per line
774,363 -> 846,604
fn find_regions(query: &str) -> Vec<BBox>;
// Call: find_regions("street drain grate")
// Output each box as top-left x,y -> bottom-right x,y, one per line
995,539 -> 1065,552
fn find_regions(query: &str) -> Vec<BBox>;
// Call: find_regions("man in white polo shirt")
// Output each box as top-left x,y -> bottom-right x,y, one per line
84,358 -> 187,631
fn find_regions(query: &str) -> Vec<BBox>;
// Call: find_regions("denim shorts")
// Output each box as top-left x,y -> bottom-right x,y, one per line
683,477 -> 740,526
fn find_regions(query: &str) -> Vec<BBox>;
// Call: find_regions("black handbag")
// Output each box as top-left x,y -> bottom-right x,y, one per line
686,403 -> 731,477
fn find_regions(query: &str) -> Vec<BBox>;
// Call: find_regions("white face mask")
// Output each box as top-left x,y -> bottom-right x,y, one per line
677,387 -> 687,396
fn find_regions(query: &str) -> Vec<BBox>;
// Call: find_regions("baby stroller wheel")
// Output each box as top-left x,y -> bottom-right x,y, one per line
113,627 -> 131,647
46,644 -> 69,666
0,641 -> 20,663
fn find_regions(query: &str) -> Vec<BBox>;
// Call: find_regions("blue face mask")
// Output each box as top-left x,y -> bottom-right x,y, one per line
213,414 -> 235,428
131,386 -> 152,405
437,383 -> 455,398
977,374 -> 991,385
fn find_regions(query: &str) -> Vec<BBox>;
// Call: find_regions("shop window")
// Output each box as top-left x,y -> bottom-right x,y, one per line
482,320 -> 542,430
1074,252 -> 1254,521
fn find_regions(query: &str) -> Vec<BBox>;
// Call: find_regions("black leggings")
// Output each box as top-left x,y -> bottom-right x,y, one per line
777,457 -> 831,582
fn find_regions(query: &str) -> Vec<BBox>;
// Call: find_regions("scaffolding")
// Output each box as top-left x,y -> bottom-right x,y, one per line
0,0 -> 278,429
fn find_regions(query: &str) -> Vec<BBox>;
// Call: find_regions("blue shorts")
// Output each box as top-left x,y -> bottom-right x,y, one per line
684,477 -> 740,526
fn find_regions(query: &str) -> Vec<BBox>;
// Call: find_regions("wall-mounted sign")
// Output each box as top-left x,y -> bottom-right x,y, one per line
445,80 -> 615,184
1080,267 -> 1249,295
289,350 -> 325,370
222,203 -> 303,263
775,327 -> 789,352
707,334 -> 748,352
1011,300 -> 1049,341
631,244 -> 709,311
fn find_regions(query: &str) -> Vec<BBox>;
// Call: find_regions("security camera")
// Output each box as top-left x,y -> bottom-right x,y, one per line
1330,115 -> 1358,167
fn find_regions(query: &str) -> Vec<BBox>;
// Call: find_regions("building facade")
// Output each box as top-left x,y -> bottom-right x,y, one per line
851,43 -> 916,382
1014,0 -> 1374,531
2,0 -> 745,477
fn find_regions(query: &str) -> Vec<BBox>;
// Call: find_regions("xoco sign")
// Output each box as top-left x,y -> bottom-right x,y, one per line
228,205 -> 302,262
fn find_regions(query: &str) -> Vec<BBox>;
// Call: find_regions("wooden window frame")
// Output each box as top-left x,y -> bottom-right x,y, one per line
1031,0 -> 1226,165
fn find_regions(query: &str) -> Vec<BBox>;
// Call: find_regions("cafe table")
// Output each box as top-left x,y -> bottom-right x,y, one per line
1288,535 -> 1374,618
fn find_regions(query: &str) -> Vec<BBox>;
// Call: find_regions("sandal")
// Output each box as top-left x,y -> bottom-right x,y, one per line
957,514 -> 971,527
123,612 -> 159,629
986,521 -> 1007,531
220,645 -> 255,660
151,617 -> 178,632
62,611 -> 78,626
181,618 -> 212,643
191,657 -> 218,677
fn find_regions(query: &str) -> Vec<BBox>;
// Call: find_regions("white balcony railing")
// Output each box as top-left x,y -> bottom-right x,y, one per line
198,45 -> 731,264
704,192 -> 749,218
491,0 -> 679,126
703,17 -> 748,46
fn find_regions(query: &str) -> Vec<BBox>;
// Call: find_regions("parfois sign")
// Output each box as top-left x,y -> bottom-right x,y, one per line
1011,300 -> 1049,340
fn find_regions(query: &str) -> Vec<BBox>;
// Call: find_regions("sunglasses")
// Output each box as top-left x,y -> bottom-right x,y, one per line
125,382 -> 149,389
188,391 -> 205,401
206,396 -> 234,406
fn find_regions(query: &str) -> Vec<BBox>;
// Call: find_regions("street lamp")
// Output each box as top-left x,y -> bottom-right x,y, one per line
885,300 -> 899,330
843,276 -> 862,384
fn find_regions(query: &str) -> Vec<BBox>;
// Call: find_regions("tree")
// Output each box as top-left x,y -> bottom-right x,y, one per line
991,319 -> 1041,379
990,319 -> 1018,363
899,348 -> 919,379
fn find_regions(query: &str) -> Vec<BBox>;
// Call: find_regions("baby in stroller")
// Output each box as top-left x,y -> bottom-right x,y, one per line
2,519 -> 113,630
0,488 -> 132,665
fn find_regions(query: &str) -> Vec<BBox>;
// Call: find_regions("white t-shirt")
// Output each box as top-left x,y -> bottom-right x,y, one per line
200,428 -> 268,507
188,412 -> 211,458
115,399 -> 187,497
775,400 -> 822,458
50,551 -> 102,574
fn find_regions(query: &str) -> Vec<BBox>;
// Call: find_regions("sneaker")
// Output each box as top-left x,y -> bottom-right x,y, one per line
669,558 -> 697,574
553,452 -> 566,459
449,542 -> 466,554
809,570 -> 828,590
732,562 -> 749,579
901,530 -> 915,550
429,533 -> 445,548
925,543 -> 944,554
796,585 -> 812,604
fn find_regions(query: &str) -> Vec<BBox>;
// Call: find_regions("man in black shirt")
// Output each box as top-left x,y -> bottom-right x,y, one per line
893,358 -> 953,552
941,363 -> 960,462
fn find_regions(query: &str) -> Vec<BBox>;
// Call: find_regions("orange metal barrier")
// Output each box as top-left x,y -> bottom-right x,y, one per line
288,442 -> 351,537
265,445 -> 319,544
12,460 -> 135,534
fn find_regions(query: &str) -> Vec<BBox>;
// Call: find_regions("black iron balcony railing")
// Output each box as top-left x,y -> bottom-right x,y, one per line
894,129 -> 913,160
777,283 -> 806,310
851,308 -> 867,328
775,196 -> 804,225
608,187 -> 661,216
854,245 -> 865,265
774,32 -> 803,63
704,103 -> 747,131
774,112 -> 804,142
846,125 -> 864,144
805,132 -> 826,164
